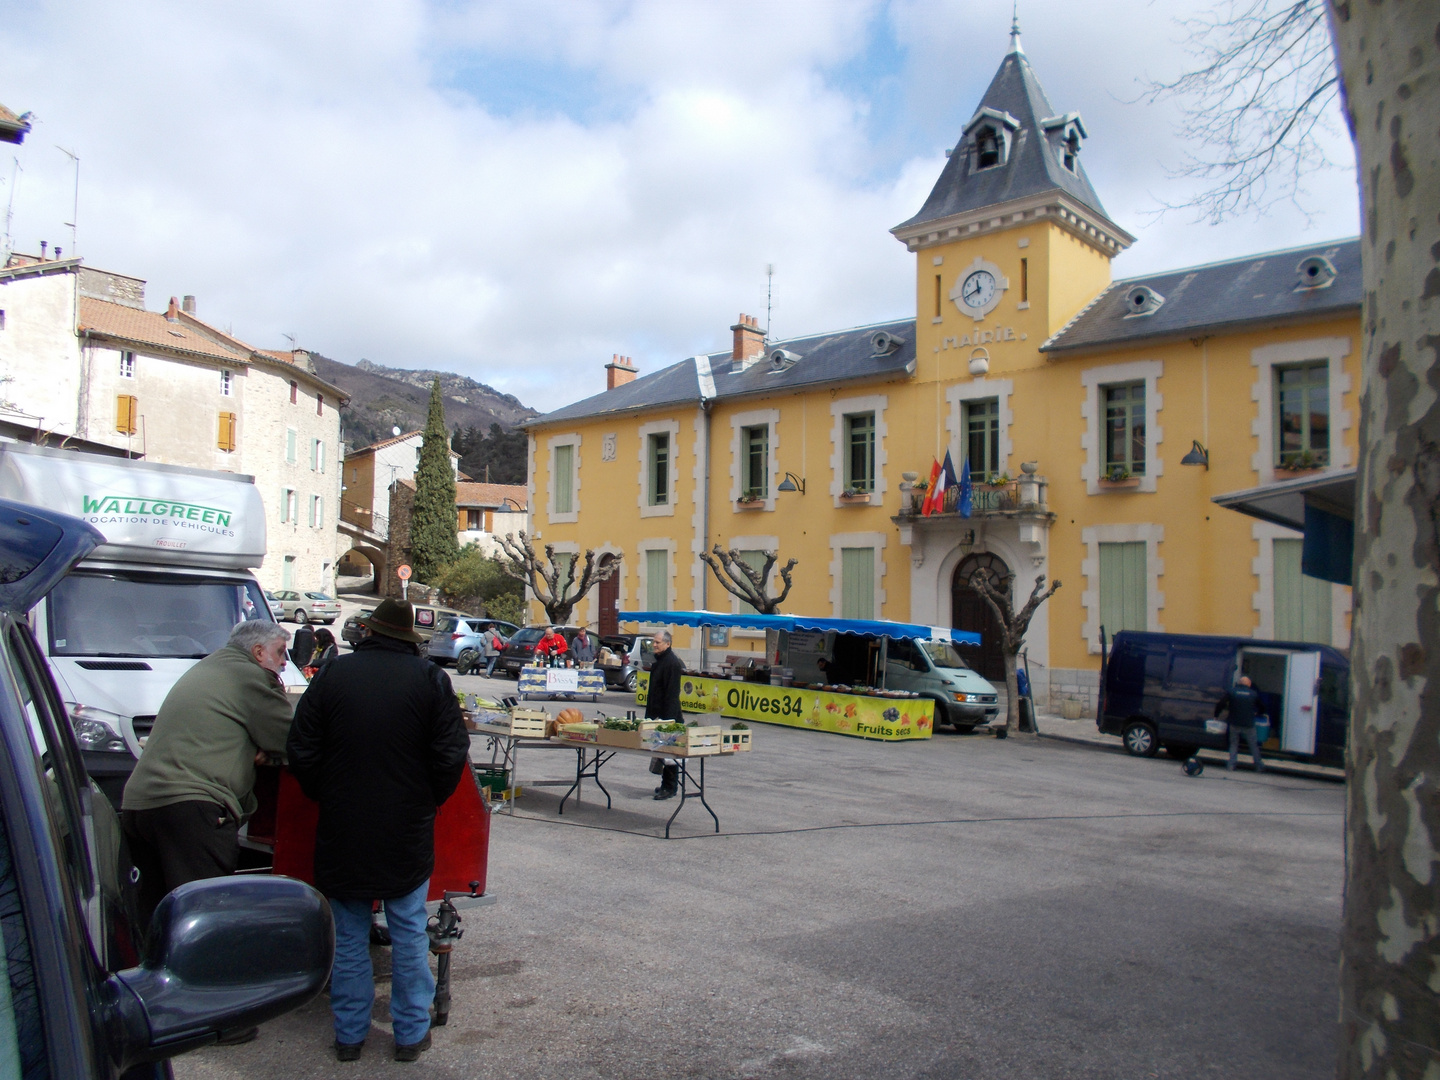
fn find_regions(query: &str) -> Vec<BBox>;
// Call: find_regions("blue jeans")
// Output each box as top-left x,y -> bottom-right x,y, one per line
1228,724 -> 1264,771
329,880 -> 433,1047
484,653 -> 498,677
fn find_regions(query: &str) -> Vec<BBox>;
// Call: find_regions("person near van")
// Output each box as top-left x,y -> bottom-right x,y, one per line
311,627 -> 339,667
571,627 -> 597,666
536,626 -> 568,664
121,620 -> 294,956
646,630 -> 685,800
482,627 -> 503,677
286,599 -> 470,1063
1215,675 -> 1265,773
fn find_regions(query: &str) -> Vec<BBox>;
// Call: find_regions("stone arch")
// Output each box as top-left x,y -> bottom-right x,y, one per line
951,552 -> 1013,682
338,543 -> 386,594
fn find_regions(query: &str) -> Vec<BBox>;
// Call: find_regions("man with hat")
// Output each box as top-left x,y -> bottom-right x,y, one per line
287,599 -> 471,1063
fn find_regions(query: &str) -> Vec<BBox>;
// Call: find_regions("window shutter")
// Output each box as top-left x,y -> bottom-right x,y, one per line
115,394 -> 137,434
217,411 -> 237,451
554,444 -> 574,514
1273,538 -> 1331,642
1099,542 -> 1147,632
840,548 -> 876,620
286,429 -> 297,464
735,550 -> 768,615
645,549 -> 669,612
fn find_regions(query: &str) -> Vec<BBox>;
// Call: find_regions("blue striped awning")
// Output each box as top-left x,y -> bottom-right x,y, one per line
617,610 -> 980,645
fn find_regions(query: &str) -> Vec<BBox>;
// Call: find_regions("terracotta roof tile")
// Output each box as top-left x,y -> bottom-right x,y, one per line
78,297 -> 252,364
456,483 -> 527,509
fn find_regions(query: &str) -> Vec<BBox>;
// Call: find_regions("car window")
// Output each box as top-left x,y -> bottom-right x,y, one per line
414,609 -> 436,629
49,573 -> 269,659
887,638 -> 923,671
920,640 -> 969,670
304,592 -> 332,601
0,803 -> 47,1078
510,628 -> 543,645
435,617 -> 459,635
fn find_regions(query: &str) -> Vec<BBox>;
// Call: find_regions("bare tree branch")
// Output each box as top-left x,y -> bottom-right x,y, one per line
496,532 -> 621,624
1132,0 -> 1350,223
699,545 -> 798,615
970,570 -> 1062,730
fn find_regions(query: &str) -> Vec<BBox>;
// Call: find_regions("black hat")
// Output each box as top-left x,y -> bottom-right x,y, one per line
359,599 -> 423,643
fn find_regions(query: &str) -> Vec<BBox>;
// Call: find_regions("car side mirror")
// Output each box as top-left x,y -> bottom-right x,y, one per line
106,876 -> 334,1067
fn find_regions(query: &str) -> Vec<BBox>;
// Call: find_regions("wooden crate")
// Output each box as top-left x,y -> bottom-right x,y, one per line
595,723 -> 658,750
644,725 -> 722,756
557,724 -> 598,743
721,729 -> 752,753
508,708 -> 550,738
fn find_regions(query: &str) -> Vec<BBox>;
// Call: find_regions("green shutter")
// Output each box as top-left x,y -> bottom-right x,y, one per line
646,549 -> 669,613
1099,542 -> 1147,633
840,547 -> 875,620
554,444 -> 574,514
1273,538 -> 1331,643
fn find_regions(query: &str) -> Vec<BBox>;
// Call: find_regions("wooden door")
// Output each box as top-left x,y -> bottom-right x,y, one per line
951,553 -> 1011,682
598,556 -> 619,637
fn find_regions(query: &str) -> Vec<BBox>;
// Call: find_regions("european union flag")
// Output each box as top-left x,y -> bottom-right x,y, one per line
957,453 -> 973,519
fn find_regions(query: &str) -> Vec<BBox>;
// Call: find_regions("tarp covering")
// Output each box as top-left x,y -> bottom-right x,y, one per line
618,610 -> 981,645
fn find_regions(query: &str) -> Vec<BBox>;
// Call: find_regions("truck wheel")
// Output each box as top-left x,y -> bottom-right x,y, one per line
1123,721 -> 1159,757
456,649 -> 479,676
293,609 -> 309,626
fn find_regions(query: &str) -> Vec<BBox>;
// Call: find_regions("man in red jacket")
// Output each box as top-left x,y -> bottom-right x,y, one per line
535,626 -> 568,662
288,599 -> 470,1063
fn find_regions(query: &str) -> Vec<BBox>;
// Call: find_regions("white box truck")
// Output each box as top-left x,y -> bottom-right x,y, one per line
0,442 -> 302,804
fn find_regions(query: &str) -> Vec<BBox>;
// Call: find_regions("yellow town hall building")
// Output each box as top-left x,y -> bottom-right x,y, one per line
523,33 -> 1358,711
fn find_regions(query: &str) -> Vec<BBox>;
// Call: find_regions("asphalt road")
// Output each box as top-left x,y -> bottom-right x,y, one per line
177,665 -> 1344,1080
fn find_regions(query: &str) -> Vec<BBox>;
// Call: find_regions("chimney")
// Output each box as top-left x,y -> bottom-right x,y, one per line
165,296 -> 180,321
39,241 -> 47,259
605,354 -> 638,391
182,295 -> 196,315
731,313 -> 766,369
53,246 -> 61,260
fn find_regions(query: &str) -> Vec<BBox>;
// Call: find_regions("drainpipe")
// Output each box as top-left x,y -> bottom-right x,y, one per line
695,355 -> 716,673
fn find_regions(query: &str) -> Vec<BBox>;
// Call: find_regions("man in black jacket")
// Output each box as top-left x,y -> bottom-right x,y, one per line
645,630 -> 685,800
287,599 -> 470,1063
1215,674 -> 1266,773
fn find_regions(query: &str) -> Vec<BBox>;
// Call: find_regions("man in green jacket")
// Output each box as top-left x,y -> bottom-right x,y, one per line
121,619 -> 294,930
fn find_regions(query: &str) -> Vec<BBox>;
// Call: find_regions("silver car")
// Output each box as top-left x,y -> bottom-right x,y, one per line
271,589 -> 342,625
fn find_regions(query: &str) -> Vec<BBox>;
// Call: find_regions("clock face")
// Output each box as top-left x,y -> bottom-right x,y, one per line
960,270 -> 996,309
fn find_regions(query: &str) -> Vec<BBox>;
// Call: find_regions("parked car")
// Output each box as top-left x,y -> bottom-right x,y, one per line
422,616 -> 522,668
495,625 -> 583,677
0,495 -> 334,1077
1098,630 -> 1349,766
264,589 -> 285,619
271,589 -> 342,624
341,602 -> 468,646
597,633 -> 654,692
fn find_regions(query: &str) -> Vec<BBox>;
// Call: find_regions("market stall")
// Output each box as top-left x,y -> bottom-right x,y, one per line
622,610 -> 982,742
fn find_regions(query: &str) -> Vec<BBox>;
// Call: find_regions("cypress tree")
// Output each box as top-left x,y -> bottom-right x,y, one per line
408,378 -> 459,582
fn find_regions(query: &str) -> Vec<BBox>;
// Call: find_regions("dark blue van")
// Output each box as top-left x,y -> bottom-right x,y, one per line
1097,630 -> 1349,768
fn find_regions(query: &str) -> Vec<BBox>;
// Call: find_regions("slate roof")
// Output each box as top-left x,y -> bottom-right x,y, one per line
1040,238 -> 1361,355
894,43 -> 1109,234
529,318 -> 918,427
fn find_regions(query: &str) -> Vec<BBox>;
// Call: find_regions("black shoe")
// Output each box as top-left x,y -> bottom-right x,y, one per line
216,1027 -> 259,1046
334,1041 -> 363,1062
654,787 -> 677,801
394,1031 -> 432,1062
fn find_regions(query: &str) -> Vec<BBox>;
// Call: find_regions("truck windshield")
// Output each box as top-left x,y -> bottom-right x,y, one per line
920,640 -> 971,670
47,572 -> 271,659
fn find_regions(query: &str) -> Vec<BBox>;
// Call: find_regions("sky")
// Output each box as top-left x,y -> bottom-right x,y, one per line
0,0 -> 1359,412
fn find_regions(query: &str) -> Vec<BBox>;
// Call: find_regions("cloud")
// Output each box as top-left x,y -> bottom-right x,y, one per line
0,0 -> 1359,412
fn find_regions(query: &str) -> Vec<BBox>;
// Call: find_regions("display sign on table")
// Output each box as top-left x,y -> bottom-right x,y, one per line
637,673 -> 933,741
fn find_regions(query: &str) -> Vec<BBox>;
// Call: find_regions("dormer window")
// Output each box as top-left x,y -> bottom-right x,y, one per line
976,126 -> 1001,169
1062,130 -> 1081,172
963,107 -> 1019,172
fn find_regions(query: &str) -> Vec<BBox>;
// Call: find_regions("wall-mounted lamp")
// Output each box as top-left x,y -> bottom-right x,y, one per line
1180,440 -> 1209,469
776,471 -> 806,494
501,497 -> 526,511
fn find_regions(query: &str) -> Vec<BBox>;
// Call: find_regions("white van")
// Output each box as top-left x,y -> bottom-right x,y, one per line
0,442 -> 301,804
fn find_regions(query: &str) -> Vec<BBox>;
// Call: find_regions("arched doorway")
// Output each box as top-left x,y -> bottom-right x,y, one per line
337,544 -> 386,595
952,552 -> 1012,682
597,554 -> 620,637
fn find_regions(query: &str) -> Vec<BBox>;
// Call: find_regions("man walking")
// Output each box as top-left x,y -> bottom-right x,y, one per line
122,620 -> 293,930
287,599 -> 470,1063
1215,674 -> 1266,773
645,630 -> 685,800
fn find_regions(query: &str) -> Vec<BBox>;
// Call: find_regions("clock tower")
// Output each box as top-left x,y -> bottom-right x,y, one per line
891,25 -> 1134,383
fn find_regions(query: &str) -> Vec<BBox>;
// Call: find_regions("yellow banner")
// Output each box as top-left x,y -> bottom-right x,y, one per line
637,673 -> 933,741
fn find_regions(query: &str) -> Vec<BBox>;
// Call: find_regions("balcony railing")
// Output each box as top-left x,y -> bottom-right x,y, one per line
895,476 -> 1049,518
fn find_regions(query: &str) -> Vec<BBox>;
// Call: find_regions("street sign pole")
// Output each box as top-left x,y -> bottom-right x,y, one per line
397,563 -> 412,601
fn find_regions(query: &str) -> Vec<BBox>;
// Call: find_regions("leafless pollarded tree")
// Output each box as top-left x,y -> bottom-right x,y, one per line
494,532 -> 621,625
1136,0 -> 1348,222
969,570 -> 1061,733
699,545 -> 797,615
